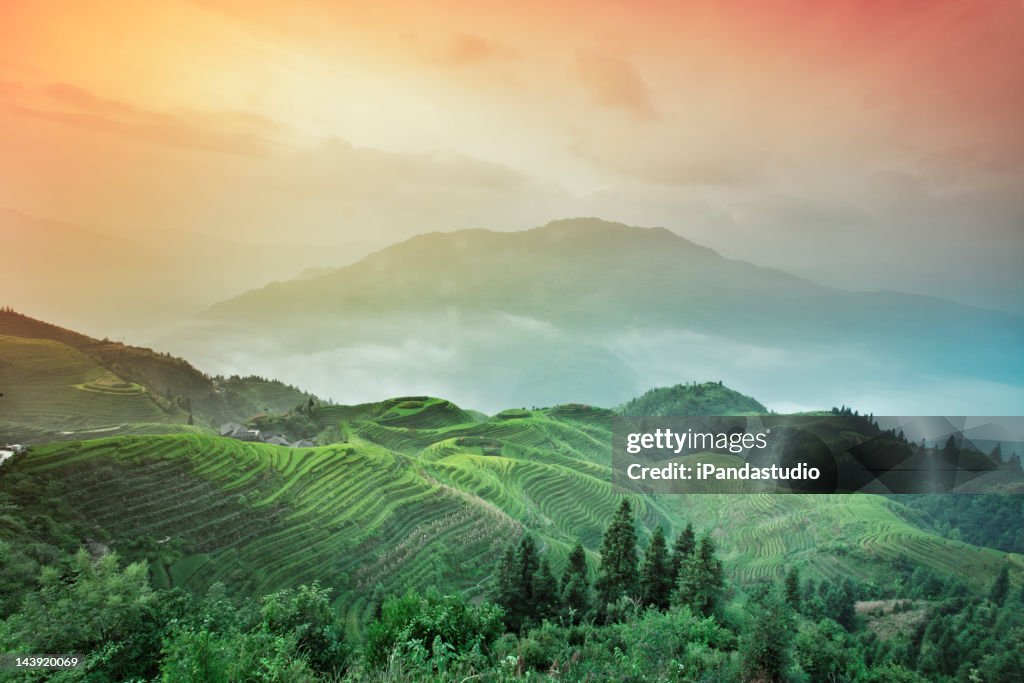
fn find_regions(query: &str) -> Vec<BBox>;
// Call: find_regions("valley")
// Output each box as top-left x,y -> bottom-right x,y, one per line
2,315 -> 1019,643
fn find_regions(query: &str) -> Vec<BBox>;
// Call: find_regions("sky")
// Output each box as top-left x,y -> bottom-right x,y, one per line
2,0 -> 1023,330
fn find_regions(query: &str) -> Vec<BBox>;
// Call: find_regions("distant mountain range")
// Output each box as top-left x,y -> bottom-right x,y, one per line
166,218 -> 1023,414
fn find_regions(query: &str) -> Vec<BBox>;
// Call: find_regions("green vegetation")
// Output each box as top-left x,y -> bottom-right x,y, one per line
0,335 -> 178,431
3,498 -> 1019,680
1,311 -> 1021,679
0,310 -> 314,434
898,493 -> 1024,554
617,381 -> 767,416
3,402 -> 1018,636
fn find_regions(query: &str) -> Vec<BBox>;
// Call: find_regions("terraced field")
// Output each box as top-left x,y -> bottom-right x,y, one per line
6,401 -> 1019,639
13,433 -> 520,635
0,335 -> 179,431
76,371 -> 147,395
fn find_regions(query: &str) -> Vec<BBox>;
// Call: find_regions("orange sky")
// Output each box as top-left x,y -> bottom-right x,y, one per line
1,0 -> 1023,330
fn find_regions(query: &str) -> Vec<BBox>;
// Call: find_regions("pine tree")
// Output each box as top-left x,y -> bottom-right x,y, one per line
990,442 -> 1003,462
561,541 -> 590,623
670,522 -> 695,582
639,526 -> 672,610
492,544 -> 518,625
943,434 -> 958,461
784,566 -> 801,611
673,533 -> 724,617
514,535 -> 540,627
493,535 -> 543,630
595,499 -> 639,609
988,565 -> 1010,606
823,579 -> 856,630
739,586 -> 795,683
532,558 -> 561,622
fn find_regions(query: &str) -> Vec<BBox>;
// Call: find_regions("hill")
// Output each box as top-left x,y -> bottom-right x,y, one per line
0,309 -> 313,437
616,381 -> 767,416
0,334 -> 183,436
187,218 -> 1024,413
1,312 -> 1019,653
5,399 -> 1018,640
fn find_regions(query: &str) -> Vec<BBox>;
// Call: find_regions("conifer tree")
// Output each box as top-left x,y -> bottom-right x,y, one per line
532,558 -> 561,622
673,533 -> 723,617
823,579 -> 857,630
943,434 -> 958,461
493,544 -> 517,622
988,565 -> 1010,606
670,522 -> 695,581
784,566 -> 801,611
492,536 -> 540,630
639,526 -> 672,610
596,499 -> 639,608
561,541 -> 590,623
739,586 -> 795,683
512,535 -> 540,627
990,442 -> 1003,461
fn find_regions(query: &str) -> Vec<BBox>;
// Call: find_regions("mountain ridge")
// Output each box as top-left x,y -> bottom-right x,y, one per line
177,217 -> 1024,414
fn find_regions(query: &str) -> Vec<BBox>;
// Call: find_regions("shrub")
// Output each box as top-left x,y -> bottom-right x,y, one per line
363,589 -> 504,671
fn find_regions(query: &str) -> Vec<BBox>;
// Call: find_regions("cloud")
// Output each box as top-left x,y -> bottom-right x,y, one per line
572,52 -> 659,121
269,137 -> 532,201
1,80 -> 280,156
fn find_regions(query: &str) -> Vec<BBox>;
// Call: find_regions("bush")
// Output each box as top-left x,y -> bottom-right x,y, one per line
160,627 -> 319,682
259,582 -> 350,675
363,589 -> 504,671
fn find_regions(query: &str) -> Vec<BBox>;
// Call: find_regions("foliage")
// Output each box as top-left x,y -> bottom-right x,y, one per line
0,550 -> 170,681
674,534 -> 725,617
616,381 -> 767,416
739,587 -> 794,683
639,525 -> 672,610
595,499 -> 639,612
670,521 -> 696,579
0,494 -> 1021,681
561,541 -> 591,624
899,494 -> 1024,553
363,589 -> 504,671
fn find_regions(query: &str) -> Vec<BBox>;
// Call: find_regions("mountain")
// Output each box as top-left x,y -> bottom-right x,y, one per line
0,310 -> 312,439
183,218 -> 1024,414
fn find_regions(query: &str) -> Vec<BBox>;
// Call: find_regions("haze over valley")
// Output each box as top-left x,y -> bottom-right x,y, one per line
151,218 -> 1023,416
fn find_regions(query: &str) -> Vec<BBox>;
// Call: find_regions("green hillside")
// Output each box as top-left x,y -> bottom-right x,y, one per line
0,334 -> 182,433
5,401 -> 1018,641
0,310 -> 313,435
616,381 -> 767,416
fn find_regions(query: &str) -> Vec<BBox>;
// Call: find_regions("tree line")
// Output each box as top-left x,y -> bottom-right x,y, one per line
492,499 -> 724,631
